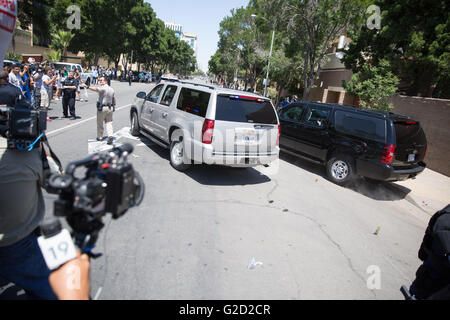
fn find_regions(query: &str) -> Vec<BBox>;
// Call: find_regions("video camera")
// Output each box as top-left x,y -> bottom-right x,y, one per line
46,143 -> 145,256
0,97 -> 47,151
29,60 -> 46,74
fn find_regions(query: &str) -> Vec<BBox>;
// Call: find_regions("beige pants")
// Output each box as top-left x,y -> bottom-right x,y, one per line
40,90 -> 50,109
97,107 -> 114,139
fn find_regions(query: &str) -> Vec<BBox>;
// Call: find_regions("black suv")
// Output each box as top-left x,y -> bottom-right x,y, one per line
278,102 -> 427,185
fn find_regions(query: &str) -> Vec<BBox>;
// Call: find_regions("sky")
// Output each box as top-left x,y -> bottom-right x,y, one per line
146,0 -> 249,72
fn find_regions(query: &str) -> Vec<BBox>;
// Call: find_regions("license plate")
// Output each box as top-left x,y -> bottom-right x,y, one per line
408,154 -> 415,162
236,129 -> 257,143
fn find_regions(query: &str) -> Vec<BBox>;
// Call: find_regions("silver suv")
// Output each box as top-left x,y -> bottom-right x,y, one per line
130,81 -> 280,171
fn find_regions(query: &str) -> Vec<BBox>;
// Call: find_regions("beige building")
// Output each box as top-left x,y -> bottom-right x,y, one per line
7,27 -> 82,64
307,35 -> 356,105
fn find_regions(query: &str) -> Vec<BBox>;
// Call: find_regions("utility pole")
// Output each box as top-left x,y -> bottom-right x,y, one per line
264,30 -> 275,97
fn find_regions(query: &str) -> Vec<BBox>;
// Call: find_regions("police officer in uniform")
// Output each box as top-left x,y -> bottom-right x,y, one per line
88,75 -> 116,145
61,70 -> 78,119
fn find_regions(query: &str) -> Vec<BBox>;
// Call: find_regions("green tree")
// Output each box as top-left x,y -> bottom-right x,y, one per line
47,50 -> 62,63
49,0 -> 142,65
343,60 -> 399,111
50,30 -> 74,61
211,5 -> 270,90
255,0 -> 369,100
18,0 -> 54,46
342,0 -> 450,98
5,52 -> 22,61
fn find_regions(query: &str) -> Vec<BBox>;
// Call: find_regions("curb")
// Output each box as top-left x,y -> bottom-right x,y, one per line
384,182 -> 434,217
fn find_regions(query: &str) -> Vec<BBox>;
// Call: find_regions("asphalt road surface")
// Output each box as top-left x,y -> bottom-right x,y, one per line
1,80 -> 431,300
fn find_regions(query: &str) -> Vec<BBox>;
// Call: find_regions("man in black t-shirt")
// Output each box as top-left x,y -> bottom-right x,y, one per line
0,71 -> 22,106
61,70 -> 78,119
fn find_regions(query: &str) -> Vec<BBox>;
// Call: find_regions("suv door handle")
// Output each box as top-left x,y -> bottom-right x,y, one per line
162,112 -> 168,118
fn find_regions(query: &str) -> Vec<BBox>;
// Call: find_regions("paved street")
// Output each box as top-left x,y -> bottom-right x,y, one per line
1,81 -> 439,300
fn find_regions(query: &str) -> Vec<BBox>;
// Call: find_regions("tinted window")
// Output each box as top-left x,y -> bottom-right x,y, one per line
215,96 -> 277,124
304,107 -> 330,127
147,85 -> 164,102
52,63 -> 70,70
160,85 -> 178,106
335,111 -> 386,142
176,88 -> 211,118
394,122 -> 426,145
280,104 -> 305,122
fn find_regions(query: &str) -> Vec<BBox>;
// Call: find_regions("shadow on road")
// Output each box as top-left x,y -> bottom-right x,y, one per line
280,151 -> 412,201
141,137 -> 271,186
185,165 -> 271,186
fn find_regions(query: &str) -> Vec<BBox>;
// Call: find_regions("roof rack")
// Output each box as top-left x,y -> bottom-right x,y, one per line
179,81 -> 215,90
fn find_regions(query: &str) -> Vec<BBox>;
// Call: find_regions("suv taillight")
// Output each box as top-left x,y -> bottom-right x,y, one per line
382,144 -> 395,165
202,119 -> 215,144
276,125 -> 280,146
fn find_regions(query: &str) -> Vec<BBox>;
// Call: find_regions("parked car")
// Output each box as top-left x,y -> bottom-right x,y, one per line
130,82 -> 280,171
2,59 -> 20,69
278,102 -> 427,185
51,62 -> 93,87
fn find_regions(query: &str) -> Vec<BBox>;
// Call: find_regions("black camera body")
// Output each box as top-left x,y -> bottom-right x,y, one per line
0,101 -> 47,150
29,63 -> 44,75
48,144 -> 145,253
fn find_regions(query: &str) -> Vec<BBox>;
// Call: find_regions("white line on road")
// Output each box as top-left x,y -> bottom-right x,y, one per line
46,104 -> 132,137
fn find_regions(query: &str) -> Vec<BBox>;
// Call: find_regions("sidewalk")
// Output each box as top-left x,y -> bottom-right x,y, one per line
392,169 -> 450,216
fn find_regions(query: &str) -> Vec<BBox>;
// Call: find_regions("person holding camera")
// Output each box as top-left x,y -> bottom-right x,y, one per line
62,70 -> 79,119
31,64 -> 43,109
0,71 -> 22,106
20,65 -> 31,101
88,75 -> 116,145
8,63 -> 21,89
41,68 -> 57,121
0,70 -> 58,300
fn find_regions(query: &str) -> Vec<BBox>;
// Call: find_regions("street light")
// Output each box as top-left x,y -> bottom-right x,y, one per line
251,14 -> 275,97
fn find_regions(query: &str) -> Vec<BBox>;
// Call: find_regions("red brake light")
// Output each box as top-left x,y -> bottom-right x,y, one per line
405,121 -> 417,125
202,119 -> 215,144
382,144 -> 395,165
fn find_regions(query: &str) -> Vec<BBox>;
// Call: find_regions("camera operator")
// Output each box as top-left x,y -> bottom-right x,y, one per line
31,62 -> 45,109
8,63 -> 21,89
0,71 -> 57,300
87,75 -> 116,145
0,71 -> 22,106
19,64 -> 32,101
41,67 -> 57,120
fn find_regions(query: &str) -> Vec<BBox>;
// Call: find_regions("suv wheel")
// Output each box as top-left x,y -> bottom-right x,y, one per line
326,154 -> 355,186
130,111 -> 140,136
170,131 -> 191,171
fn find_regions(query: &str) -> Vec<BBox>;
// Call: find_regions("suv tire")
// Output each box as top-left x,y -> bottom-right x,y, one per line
170,130 -> 191,172
326,154 -> 355,186
130,111 -> 140,137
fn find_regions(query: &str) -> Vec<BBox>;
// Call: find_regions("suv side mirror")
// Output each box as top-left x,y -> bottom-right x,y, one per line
136,91 -> 146,99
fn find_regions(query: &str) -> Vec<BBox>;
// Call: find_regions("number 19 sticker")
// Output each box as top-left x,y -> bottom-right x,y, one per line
38,229 -> 77,270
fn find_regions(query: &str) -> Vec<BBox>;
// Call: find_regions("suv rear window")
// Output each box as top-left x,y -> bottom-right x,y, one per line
177,88 -> 211,118
215,95 -> 277,124
335,111 -> 386,142
394,121 -> 426,145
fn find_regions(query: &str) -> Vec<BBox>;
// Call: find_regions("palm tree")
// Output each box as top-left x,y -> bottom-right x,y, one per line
50,30 -> 75,62
47,50 -> 62,63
